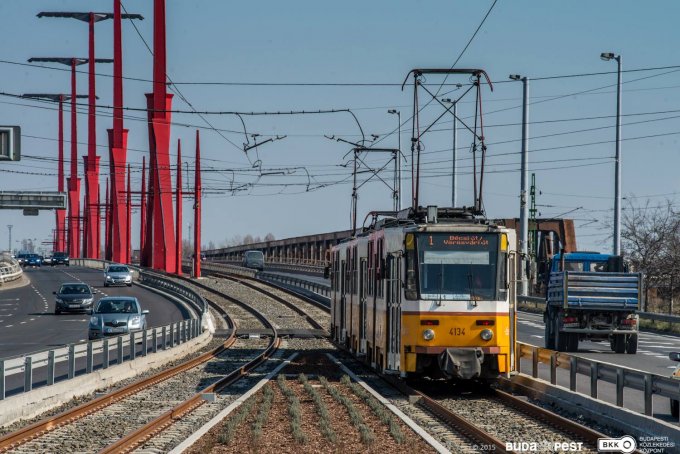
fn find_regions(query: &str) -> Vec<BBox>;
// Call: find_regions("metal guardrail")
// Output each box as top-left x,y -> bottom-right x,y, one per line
258,271 -> 330,297
199,261 -> 256,278
0,319 -> 201,400
516,342 -> 680,418
138,270 -> 208,316
0,256 -> 22,285
213,259 -> 324,276
0,260 -> 209,400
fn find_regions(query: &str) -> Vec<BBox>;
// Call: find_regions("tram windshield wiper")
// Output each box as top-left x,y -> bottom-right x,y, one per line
437,261 -> 444,306
467,265 -> 477,306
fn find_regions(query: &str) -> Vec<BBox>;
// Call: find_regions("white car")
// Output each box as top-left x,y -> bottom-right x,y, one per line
104,264 -> 133,287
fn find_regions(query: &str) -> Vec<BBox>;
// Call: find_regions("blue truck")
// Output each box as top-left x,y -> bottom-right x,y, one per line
543,252 -> 642,353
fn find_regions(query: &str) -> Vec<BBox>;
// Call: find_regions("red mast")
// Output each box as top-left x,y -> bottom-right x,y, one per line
175,140 -> 182,275
140,157 -> 147,258
126,164 -> 132,264
108,0 -> 129,264
146,0 -> 176,272
193,130 -> 201,278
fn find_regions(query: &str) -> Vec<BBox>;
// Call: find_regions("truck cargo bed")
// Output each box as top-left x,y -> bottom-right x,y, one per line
547,271 -> 641,310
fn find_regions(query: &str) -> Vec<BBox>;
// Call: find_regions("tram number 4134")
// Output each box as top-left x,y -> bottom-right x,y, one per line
449,328 -> 465,336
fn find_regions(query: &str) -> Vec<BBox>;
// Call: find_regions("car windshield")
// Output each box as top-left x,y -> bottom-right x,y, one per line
96,300 -> 138,314
108,266 -> 129,273
59,285 -> 90,295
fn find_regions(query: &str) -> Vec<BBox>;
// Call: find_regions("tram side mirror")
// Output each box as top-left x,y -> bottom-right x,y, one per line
323,265 -> 330,279
670,352 -> 680,362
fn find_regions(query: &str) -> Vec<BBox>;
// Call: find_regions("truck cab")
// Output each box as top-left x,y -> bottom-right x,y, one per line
549,251 -> 627,274
544,252 -> 641,354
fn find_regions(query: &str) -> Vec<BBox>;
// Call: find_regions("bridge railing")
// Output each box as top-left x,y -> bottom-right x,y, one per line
516,342 -> 680,419
0,319 -> 201,401
211,259 -> 324,276
0,255 -> 22,285
258,271 -> 330,297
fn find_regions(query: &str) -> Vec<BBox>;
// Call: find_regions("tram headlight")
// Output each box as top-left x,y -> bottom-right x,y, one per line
480,329 -> 494,341
422,329 -> 435,341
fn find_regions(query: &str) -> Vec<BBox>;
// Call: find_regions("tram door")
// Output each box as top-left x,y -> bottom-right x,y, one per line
340,260 -> 347,343
359,258 -> 368,354
508,253 -> 517,374
385,254 -> 401,371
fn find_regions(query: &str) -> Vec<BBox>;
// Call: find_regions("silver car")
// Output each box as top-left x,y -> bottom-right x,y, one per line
104,264 -> 133,287
88,297 -> 148,340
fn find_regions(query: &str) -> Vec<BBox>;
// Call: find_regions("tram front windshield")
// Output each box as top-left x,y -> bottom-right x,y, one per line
417,233 -> 499,301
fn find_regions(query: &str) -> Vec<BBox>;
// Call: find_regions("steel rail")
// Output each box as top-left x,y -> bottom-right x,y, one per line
491,388 -> 607,447
0,307 -> 236,453
100,274 -> 284,453
208,270 -> 328,331
383,376 -> 508,452
100,337 -> 280,454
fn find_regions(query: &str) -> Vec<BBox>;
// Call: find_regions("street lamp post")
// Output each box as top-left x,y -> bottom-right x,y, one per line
509,74 -> 529,295
601,52 -> 622,256
7,225 -> 12,254
387,109 -> 402,211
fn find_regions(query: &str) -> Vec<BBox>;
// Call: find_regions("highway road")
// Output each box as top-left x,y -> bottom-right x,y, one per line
0,266 -> 191,359
517,312 -> 680,375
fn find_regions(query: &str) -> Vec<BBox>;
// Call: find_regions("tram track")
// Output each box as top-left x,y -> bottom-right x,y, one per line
0,278 -> 283,453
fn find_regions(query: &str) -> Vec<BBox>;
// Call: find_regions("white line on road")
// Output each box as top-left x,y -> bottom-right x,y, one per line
4,325 -> 13,328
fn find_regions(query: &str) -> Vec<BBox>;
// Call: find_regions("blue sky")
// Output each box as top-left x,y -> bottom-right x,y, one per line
1,0 -> 678,254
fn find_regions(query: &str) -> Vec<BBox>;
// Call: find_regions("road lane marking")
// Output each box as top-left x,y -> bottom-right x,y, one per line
4,325 -> 13,328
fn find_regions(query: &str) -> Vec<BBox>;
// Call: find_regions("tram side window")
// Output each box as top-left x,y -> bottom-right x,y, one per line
352,246 -> 357,294
367,242 -> 374,296
497,252 -> 508,300
377,239 -> 384,298
331,252 -> 338,291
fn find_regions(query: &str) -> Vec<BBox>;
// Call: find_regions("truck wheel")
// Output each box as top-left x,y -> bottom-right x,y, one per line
625,334 -> 638,354
566,333 -> 579,352
672,399 -> 679,419
555,317 -> 569,352
612,334 -> 626,353
544,313 -> 555,350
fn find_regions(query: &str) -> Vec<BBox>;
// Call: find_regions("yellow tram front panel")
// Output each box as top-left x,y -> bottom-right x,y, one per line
401,312 -> 512,374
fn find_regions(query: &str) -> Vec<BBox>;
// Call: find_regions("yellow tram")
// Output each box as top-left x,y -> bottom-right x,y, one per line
330,207 -> 517,380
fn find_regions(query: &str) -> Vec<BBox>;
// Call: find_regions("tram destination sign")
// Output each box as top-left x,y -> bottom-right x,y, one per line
422,233 -> 492,249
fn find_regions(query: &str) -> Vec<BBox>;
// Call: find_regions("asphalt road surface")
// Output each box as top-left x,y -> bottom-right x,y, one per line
0,266 -> 190,359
